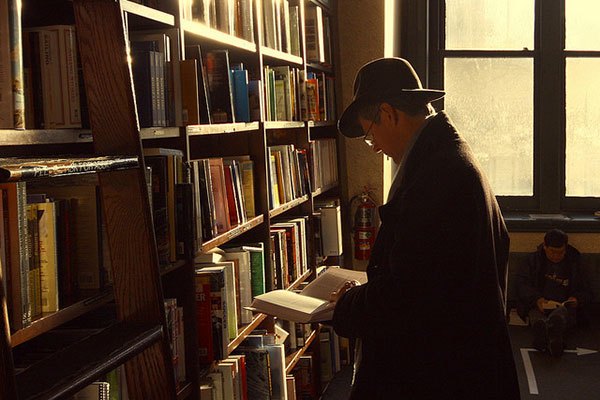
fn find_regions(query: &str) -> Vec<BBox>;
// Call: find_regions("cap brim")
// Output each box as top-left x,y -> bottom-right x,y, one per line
337,90 -> 446,138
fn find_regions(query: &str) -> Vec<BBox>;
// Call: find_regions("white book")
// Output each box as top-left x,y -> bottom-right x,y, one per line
320,205 -> 343,256
247,267 -> 367,322
217,362 -> 236,400
223,250 -> 253,324
208,372 -> 224,400
264,344 -> 287,400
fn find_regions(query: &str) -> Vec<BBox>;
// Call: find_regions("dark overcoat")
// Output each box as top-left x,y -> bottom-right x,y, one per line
333,112 -> 521,399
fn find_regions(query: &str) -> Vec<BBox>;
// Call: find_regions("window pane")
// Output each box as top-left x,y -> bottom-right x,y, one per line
566,0 -> 600,50
444,58 -> 533,196
565,59 -> 600,197
445,0 -> 534,50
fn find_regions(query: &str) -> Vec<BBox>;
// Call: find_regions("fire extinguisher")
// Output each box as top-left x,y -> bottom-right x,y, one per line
351,187 -> 377,260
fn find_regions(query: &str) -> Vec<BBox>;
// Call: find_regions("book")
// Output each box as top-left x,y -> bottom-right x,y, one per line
72,382 -> 110,400
543,299 -> 576,310
36,201 -> 59,313
224,244 -> 266,296
0,0 -> 25,128
223,250 -> 253,324
180,59 -> 200,125
208,158 -> 231,234
204,50 -> 235,123
247,267 -> 367,323
196,266 -> 229,362
185,45 -> 212,124
0,156 -> 139,182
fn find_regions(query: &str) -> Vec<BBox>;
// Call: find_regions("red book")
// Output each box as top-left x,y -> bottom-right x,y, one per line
223,165 -> 239,227
208,158 -> 231,234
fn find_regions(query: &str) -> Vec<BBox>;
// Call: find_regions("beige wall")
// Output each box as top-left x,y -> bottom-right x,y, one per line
335,0 -> 386,270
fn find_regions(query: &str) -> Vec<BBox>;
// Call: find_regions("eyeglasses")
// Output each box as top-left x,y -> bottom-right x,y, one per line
362,109 -> 380,147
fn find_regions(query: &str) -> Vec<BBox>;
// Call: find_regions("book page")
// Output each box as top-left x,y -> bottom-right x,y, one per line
248,290 -> 332,323
300,267 -> 367,301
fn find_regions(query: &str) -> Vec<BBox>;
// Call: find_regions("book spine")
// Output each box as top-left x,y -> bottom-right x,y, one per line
0,1 -> 13,128
195,274 -> 215,363
250,250 -> 265,297
60,26 -> 82,127
37,201 -> 59,313
16,182 -> 30,327
8,0 -> 24,128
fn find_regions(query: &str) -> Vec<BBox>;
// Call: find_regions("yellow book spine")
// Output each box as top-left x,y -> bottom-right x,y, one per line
37,202 -> 59,313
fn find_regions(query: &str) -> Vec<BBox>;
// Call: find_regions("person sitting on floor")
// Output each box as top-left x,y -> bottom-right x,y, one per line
516,229 -> 592,356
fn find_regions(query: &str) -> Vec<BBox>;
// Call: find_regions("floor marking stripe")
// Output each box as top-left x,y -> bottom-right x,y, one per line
521,348 -> 539,395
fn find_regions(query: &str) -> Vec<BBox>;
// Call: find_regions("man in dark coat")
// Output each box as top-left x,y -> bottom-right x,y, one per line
332,58 -> 521,399
516,229 -> 592,357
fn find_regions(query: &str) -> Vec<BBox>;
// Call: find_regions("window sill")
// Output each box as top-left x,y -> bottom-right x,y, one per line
504,212 -> 600,232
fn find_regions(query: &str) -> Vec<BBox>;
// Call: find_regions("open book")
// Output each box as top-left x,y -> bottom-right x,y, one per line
246,267 -> 367,323
543,299 -> 576,310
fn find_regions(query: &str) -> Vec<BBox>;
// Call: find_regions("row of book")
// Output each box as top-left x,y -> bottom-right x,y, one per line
164,297 -> 186,390
262,0 -> 302,56
0,178 -> 111,331
305,4 -> 333,66
268,144 -> 311,209
190,156 -> 256,243
183,0 -> 255,43
0,19 -> 88,129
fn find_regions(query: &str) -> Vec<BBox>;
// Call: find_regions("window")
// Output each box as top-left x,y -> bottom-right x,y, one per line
405,0 -> 600,213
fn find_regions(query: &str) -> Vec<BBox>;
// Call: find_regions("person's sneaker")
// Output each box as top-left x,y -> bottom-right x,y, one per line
547,314 -> 566,357
532,319 -> 547,352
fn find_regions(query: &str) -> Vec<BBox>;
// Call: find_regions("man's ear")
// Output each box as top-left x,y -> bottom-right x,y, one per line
380,102 -> 398,124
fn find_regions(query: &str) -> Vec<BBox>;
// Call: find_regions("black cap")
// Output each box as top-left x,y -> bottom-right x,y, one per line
338,58 -> 445,138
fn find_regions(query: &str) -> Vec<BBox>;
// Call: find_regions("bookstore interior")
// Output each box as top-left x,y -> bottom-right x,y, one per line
0,0 -> 351,399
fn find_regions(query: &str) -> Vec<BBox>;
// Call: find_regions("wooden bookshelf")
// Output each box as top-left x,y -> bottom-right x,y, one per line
227,313 -> 269,355
181,19 -> 257,53
140,127 -> 181,140
10,290 -> 114,347
0,129 -> 93,145
176,382 -> 194,400
160,260 -> 188,277
199,215 -> 265,255
285,327 -> 319,374
186,122 -> 260,136
261,46 -> 304,66
308,120 -> 337,128
312,182 -> 338,197
269,195 -> 310,218
120,0 -> 175,25
264,121 -> 306,130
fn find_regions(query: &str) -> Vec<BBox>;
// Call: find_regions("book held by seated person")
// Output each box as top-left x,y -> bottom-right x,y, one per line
246,267 -> 367,323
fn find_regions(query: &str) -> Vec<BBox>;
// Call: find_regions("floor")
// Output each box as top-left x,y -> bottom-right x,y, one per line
320,316 -> 600,400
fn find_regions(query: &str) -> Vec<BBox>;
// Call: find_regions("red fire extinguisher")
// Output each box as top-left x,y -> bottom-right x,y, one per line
351,187 -> 377,260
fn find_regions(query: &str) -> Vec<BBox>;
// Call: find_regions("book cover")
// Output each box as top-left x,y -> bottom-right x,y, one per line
199,260 -> 238,341
232,69 -> 250,122
319,205 -> 343,256
223,164 -> 240,227
247,80 -> 263,121
237,160 -> 255,218
305,5 -> 325,63
196,266 -> 229,362
180,59 -> 200,125
233,348 -> 272,400
264,343 -> 287,400
204,50 -> 235,123
185,44 -> 212,124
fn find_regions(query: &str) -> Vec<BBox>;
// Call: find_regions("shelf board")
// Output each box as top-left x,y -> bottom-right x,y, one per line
15,322 -> 163,400
261,46 -> 304,65
307,120 -> 337,128
285,327 -> 319,375
160,260 -> 188,276
0,129 -> 92,145
269,195 -> 309,218
187,122 -> 260,136
311,183 -> 338,198
264,121 -> 305,130
121,0 -> 175,25
200,215 -> 265,254
176,381 -> 193,400
227,313 -> 268,355
140,126 -> 181,139
182,19 -> 257,53
10,290 -> 114,347
307,62 -> 333,74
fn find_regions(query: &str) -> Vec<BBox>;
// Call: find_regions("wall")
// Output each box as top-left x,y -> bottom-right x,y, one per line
334,0 -> 386,270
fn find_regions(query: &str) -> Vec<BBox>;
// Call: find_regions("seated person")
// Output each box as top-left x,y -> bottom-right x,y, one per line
516,229 -> 592,357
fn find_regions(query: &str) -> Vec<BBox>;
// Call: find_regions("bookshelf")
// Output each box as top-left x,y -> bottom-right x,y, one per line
0,0 -> 343,398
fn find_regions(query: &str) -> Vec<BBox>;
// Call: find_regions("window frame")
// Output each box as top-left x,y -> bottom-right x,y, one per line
403,0 -> 600,214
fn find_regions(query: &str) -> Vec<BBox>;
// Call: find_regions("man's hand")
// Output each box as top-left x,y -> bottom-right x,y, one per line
536,297 -> 547,313
567,296 -> 578,308
329,280 -> 359,303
